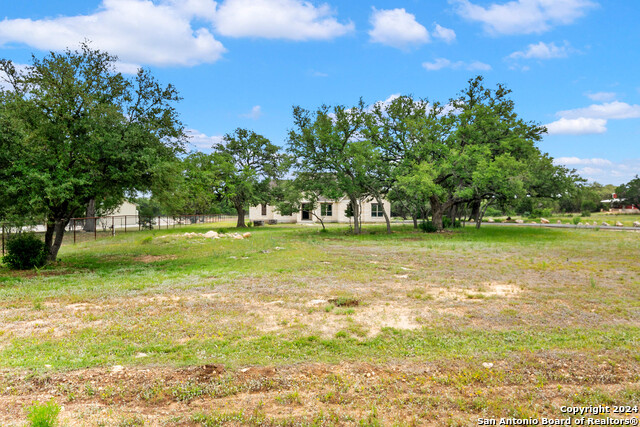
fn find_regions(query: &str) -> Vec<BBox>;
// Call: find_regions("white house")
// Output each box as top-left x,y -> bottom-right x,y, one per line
249,196 -> 391,224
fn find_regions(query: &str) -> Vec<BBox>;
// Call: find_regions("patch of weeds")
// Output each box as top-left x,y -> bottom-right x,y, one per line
25,399 -> 60,427
275,391 -> 302,405
466,293 -> 485,299
619,386 -> 640,404
358,405 -> 382,426
324,304 -> 334,313
84,382 -> 96,397
335,330 -> 349,339
118,416 -> 145,427
407,288 -> 433,301
140,236 -> 153,245
171,381 -> 207,402
328,296 -> 359,307
500,308 -> 518,317
334,308 -> 355,315
573,388 -> 615,405
590,276 -> 597,288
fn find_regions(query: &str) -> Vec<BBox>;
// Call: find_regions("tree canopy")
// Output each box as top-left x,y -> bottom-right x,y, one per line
0,44 -> 186,260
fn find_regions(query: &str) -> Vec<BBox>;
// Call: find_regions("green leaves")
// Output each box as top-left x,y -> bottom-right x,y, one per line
0,43 -> 186,259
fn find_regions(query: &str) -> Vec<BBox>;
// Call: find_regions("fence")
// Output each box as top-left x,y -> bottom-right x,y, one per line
1,214 -> 237,255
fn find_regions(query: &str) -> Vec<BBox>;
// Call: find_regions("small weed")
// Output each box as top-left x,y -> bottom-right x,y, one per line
118,416 -> 145,427
275,391 -> 302,405
25,399 -> 60,427
140,236 -> 153,245
590,276 -> 597,288
328,296 -> 359,307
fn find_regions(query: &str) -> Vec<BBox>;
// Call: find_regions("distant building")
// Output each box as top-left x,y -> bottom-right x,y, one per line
600,197 -> 639,213
249,196 -> 391,224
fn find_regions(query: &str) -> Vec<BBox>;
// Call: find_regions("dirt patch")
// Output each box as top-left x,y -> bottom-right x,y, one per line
1,354 -> 639,426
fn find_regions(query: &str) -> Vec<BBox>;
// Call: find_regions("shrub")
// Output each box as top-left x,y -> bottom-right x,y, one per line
2,233 -> 47,270
529,208 -> 552,219
443,217 -> 461,228
25,399 -> 60,427
572,216 -> 581,225
484,207 -> 504,217
419,221 -> 437,233
581,210 -> 591,217
581,200 -> 598,213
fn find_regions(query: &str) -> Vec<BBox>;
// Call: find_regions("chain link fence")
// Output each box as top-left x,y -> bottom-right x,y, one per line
1,214 -> 237,255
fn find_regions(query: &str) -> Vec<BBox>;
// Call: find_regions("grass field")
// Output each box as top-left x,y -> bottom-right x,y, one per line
1,223 -> 639,425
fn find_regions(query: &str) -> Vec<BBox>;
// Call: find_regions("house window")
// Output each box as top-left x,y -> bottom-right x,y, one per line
321,203 -> 333,216
261,203 -> 267,216
371,203 -> 384,217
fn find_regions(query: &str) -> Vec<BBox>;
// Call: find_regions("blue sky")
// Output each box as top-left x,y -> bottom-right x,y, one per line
0,0 -> 638,184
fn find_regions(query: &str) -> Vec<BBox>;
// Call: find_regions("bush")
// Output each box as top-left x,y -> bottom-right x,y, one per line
581,210 -> 591,217
572,216 -> 581,225
2,233 -> 47,270
443,217 -> 461,228
529,208 -> 552,219
25,399 -> 60,427
581,200 -> 598,213
419,221 -> 437,233
484,207 -> 503,217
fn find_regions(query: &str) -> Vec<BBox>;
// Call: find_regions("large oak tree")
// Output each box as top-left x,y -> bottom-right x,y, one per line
0,44 -> 186,261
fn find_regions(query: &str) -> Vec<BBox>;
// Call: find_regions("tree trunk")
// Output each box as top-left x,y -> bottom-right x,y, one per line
312,213 -> 326,230
449,203 -> 458,227
349,196 -> 361,234
470,199 -> 481,223
84,198 -> 96,232
235,203 -> 246,228
44,221 -> 55,255
375,195 -> 391,234
477,200 -> 494,229
412,213 -> 418,229
47,218 -> 69,261
430,196 -> 445,231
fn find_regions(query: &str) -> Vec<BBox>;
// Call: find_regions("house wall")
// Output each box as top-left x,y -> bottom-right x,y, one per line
110,201 -> 139,217
248,198 -> 391,224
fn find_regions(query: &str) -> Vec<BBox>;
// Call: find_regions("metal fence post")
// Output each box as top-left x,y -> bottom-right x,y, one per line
94,218 -> 97,240
2,224 -> 4,256
73,219 -> 76,244
112,216 -> 115,237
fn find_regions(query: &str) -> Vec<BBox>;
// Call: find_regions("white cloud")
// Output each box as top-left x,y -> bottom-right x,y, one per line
0,0 -> 225,70
508,41 -> 570,59
451,0 -> 597,35
187,128 -> 224,152
557,101 -> 640,120
432,23 -> 456,43
368,8 -> 429,49
241,105 -> 263,120
545,117 -> 607,135
215,0 -> 353,40
423,58 -> 491,71
552,157 -> 639,185
585,92 -> 617,102
368,93 -> 401,111
554,157 -> 613,166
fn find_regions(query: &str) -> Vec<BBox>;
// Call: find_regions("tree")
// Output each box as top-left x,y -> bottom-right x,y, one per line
0,44 -> 185,261
212,128 -> 288,228
288,102 -> 370,234
365,95 -> 438,230
400,77 -> 556,230
616,175 -> 640,208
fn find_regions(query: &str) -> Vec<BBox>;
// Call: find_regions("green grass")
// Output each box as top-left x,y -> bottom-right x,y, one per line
1,221 -> 639,371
